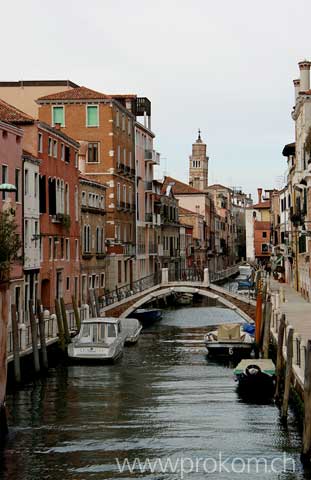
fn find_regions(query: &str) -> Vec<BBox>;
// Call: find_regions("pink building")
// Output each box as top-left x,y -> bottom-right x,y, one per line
0,119 -> 23,321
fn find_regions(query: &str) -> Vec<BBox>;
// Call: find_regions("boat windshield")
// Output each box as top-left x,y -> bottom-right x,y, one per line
80,324 -> 92,343
107,323 -> 117,338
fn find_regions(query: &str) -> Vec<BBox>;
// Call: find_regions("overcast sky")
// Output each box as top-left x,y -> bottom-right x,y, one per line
3,0 -> 311,200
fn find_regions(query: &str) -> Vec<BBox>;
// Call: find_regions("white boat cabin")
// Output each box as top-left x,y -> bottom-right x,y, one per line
79,318 -> 121,345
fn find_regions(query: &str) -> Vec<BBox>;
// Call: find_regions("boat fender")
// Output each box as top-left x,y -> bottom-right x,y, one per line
245,364 -> 261,376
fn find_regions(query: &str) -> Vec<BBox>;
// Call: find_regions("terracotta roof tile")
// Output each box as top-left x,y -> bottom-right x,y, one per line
162,176 -> 202,195
252,200 -> 271,209
254,221 -> 271,230
0,98 -> 34,124
37,86 -> 110,102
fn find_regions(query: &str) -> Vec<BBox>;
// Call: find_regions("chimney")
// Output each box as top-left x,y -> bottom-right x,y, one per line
293,79 -> 300,101
54,122 -> 61,131
298,60 -> 311,92
257,188 -> 262,204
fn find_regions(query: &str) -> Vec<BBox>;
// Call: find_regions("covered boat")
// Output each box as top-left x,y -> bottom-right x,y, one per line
234,359 -> 276,398
67,318 -> 125,362
120,318 -> 142,345
204,323 -> 255,359
131,308 -> 162,324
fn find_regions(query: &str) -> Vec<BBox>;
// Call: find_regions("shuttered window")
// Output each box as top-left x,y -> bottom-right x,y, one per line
87,105 -> 99,127
52,106 -> 64,126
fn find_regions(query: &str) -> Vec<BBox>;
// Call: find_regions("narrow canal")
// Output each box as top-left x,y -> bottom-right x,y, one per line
1,304 -> 306,479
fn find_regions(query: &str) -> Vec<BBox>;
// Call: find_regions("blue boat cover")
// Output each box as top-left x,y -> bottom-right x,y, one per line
242,323 -> 255,336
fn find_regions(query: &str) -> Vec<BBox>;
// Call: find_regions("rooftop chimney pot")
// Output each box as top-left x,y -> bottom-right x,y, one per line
257,188 -> 262,204
298,60 -> 311,92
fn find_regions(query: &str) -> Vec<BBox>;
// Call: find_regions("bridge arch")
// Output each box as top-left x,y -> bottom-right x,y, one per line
121,285 -> 253,323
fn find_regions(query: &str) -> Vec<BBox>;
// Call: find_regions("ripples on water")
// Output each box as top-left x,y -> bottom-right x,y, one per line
1,305 -> 308,479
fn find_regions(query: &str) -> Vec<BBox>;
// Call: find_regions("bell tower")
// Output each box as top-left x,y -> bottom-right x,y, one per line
189,129 -> 209,191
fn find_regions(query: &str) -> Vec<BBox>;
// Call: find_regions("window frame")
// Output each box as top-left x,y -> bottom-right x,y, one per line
52,105 -> 65,127
86,104 -> 99,127
87,142 -> 100,163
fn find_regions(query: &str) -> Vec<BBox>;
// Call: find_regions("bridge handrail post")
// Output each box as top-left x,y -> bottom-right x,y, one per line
161,268 -> 168,284
203,268 -> 210,287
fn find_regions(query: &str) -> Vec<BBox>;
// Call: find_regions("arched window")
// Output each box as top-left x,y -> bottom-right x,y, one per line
60,180 -> 65,213
75,186 -> 79,221
65,183 -> 69,215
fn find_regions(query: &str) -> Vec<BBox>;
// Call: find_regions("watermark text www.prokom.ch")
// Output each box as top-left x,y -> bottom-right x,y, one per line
116,453 -> 295,478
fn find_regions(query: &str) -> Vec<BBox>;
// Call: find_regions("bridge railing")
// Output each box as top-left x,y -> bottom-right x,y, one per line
99,272 -> 161,308
209,264 -> 240,283
168,268 -> 204,283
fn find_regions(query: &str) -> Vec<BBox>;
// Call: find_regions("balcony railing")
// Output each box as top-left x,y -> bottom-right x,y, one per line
124,243 -> 136,256
145,212 -> 153,223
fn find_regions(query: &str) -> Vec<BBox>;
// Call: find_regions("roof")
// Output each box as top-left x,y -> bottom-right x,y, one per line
207,184 -> 233,193
37,86 -> 110,102
0,80 -> 79,88
0,98 -> 34,124
252,200 -> 271,209
179,206 -> 202,217
254,221 -> 271,230
162,176 -> 202,195
79,175 -> 108,190
282,142 -> 295,157
38,121 -> 80,148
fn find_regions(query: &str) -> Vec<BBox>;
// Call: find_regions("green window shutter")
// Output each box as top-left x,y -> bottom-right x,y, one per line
53,107 -> 64,126
87,106 -> 99,126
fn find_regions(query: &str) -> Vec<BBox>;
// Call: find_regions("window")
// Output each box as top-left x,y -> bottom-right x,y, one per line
118,260 -> 122,283
100,273 -> 105,288
262,231 -> 267,238
1,165 -> 8,200
38,133 -> 43,152
86,105 -> 99,127
122,114 -> 125,131
75,152 -> 78,168
65,183 -> 69,214
129,187 -> 132,206
49,237 -> 53,260
123,185 -> 126,203
34,173 -> 38,198
83,225 -> 91,253
52,106 -> 65,126
116,109 -> 120,127
117,145 -> 121,166
129,151 -> 132,168
75,239 -> 79,260
53,237 -> 57,259
66,277 -> 70,291
128,118 -> 131,135
299,235 -> 307,253
48,138 -> 52,156
61,143 -> 65,161
66,238 -> 70,260
24,220 -> 28,247
75,186 -> 79,221
15,169 -> 20,202
262,243 -> 269,253
65,145 -> 70,163
24,168 -> 28,196
60,238 -> 64,259
117,183 -> 120,206
100,195 -> 104,209
87,142 -> 99,163
88,193 -> 93,206
123,148 -> 126,165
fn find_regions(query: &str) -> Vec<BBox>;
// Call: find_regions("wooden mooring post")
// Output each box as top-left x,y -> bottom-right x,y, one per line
54,298 -> 65,351
36,299 -> 48,370
275,313 -> 286,403
281,327 -> 294,420
29,299 -> 40,373
262,299 -> 272,359
72,296 -> 81,333
11,304 -> 21,383
60,298 -> 71,344
302,340 -> 311,465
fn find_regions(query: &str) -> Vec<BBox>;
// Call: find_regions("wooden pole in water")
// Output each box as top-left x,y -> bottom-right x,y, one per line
255,293 -> 263,345
29,299 -> 40,373
54,298 -> 65,351
302,340 -> 311,465
281,327 -> 294,420
275,313 -> 286,403
262,299 -> 272,359
11,304 -> 21,383
36,299 -> 48,370
60,297 -> 71,344
0,285 -> 9,442
71,295 -> 81,333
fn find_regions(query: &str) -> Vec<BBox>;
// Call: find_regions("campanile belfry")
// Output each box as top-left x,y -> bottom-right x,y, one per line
189,129 -> 209,191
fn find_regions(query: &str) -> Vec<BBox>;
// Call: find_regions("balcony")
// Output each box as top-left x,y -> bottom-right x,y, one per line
124,243 -> 136,256
145,212 -> 153,223
153,213 -> 161,226
145,181 -> 154,192
82,252 -> 93,260
144,149 -> 160,165
96,251 -> 106,259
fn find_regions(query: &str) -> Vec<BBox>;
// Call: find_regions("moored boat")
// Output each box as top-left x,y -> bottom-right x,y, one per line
234,359 -> 276,398
175,294 -> 193,306
131,308 -> 162,324
204,323 -> 255,359
67,317 -> 125,362
120,318 -> 142,345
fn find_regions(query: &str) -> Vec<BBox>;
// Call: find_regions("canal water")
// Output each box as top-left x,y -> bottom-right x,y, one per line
1,304 -> 307,479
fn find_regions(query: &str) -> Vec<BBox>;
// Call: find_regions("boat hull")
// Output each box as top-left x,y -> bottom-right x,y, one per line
205,341 -> 254,359
236,372 -> 276,398
67,343 -> 124,363
131,309 -> 162,324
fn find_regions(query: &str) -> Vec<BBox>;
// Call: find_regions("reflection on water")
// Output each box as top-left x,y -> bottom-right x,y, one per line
1,306 -> 307,479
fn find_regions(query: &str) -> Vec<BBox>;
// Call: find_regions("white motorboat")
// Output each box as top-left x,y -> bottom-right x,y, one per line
120,318 -> 142,345
68,317 -> 125,362
204,323 -> 255,359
